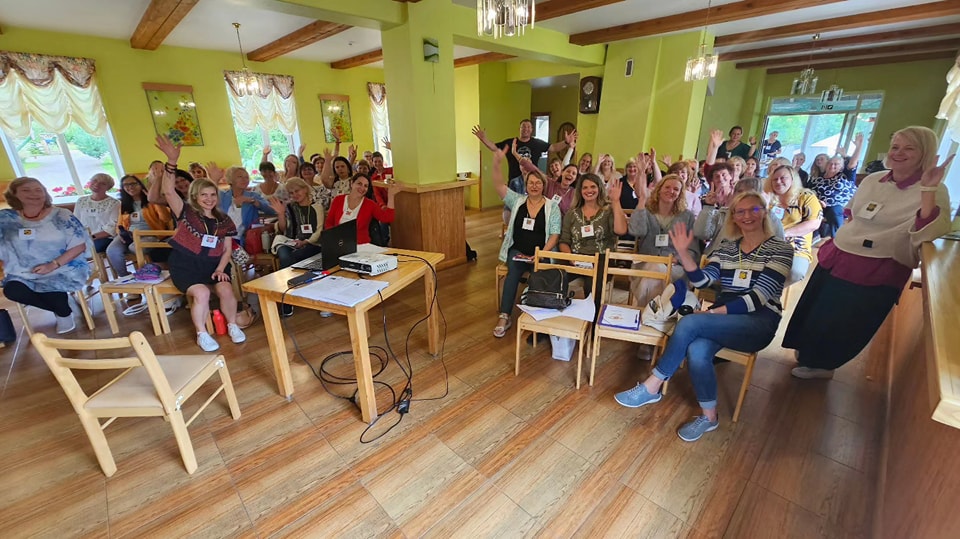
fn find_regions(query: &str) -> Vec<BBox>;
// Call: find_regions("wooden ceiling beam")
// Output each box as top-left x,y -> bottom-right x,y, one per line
720,23 -> 960,61
331,49 -> 384,69
130,0 -> 199,50
247,21 -> 351,62
716,0 -> 960,47
537,0 -> 625,21
734,38 -> 960,69
454,52 -> 516,68
765,50 -> 957,74
569,0 -> 843,46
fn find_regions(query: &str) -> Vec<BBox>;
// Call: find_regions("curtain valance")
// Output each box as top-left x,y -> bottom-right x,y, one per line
936,53 -> 960,143
0,51 -> 96,88
223,71 -> 298,135
223,71 -> 294,100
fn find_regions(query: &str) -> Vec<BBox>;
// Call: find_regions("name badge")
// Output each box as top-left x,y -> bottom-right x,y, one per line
200,234 -> 219,248
552,194 -> 562,204
19,228 -> 36,239
581,224 -> 595,238
522,217 -> 535,231
772,206 -> 785,220
300,224 -> 314,234
130,212 -> 141,222
732,269 -> 753,288
655,234 -> 669,247
632,189 -> 638,199
857,201 -> 883,220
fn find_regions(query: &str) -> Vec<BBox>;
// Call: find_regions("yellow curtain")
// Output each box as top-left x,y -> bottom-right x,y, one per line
937,53 -> 960,143
0,51 -> 106,137
224,71 -> 298,135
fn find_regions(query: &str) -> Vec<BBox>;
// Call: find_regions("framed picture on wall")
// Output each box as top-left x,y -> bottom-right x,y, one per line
319,94 -> 353,143
143,83 -> 203,146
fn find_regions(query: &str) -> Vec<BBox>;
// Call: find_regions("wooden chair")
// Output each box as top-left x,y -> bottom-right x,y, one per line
591,250 -> 673,386
515,248 -> 599,389
31,331 -> 241,477
100,230 -> 176,336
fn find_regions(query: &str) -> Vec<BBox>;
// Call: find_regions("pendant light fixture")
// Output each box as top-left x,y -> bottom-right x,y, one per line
230,22 -> 259,97
684,0 -> 719,82
477,0 -> 535,39
791,35 -> 821,96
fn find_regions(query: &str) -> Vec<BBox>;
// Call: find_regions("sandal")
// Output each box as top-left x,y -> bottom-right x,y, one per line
493,314 -> 511,338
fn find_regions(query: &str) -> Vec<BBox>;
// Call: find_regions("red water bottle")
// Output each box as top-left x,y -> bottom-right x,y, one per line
212,309 -> 227,335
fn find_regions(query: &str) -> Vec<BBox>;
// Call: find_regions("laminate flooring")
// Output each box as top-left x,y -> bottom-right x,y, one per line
0,209 -> 885,538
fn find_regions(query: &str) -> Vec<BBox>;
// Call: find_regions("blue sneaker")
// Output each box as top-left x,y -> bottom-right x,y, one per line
614,383 -> 662,408
677,415 -> 719,442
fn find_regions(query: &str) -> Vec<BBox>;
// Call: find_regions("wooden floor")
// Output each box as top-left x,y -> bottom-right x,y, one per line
0,209 -> 885,538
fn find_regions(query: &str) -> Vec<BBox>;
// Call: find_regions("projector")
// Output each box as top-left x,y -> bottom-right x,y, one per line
339,252 -> 398,276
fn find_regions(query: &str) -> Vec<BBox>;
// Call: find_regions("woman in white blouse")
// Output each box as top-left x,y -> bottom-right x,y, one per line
73,173 -> 119,253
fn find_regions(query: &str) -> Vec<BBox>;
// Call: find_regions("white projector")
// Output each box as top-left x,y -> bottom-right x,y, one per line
339,252 -> 398,276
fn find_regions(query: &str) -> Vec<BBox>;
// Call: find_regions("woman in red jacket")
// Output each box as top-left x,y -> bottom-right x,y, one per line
324,173 -> 401,244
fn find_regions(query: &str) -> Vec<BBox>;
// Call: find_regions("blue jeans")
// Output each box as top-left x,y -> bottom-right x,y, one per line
652,309 -> 780,409
500,248 -> 533,316
92,236 -> 112,253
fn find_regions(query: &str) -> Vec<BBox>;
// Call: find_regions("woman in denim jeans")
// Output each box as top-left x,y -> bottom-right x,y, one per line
614,191 -> 794,442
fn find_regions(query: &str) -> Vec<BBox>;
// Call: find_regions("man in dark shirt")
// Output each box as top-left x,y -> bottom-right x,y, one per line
472,119 -> 574,194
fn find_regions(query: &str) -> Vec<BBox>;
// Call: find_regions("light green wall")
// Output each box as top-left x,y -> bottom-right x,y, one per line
0,25 -> 383,180
698,62 -> 751,158
477,62 -> 531,209
531,84 -> 579,143
454,65 -> 481,207
760,58 -> 952,163
647,31 -> 710,160
381,0 -> 457,184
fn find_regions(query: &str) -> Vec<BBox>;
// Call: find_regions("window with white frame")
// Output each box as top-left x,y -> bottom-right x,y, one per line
367,82 -> 392,167
224,71 -> 301,178
0,51 -> 123,198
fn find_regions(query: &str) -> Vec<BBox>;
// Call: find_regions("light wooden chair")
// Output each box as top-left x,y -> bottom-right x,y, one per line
99,230 -> 177,336
31,331 -> 241,477
515,248 -> 599,389
591,250 -> 673,386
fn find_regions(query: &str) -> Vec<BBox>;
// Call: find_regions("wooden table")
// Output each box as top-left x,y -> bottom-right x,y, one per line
242,249 -> 444,423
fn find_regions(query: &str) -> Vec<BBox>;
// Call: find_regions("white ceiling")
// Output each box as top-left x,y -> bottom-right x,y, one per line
1,0 -> 955,67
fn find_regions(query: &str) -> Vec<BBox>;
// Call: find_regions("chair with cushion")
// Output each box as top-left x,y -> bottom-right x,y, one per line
515,248 -> 599,389
591,249 -> 673,387
31,330 -> 241,477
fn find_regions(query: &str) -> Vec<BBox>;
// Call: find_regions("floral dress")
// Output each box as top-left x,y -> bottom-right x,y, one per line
0,208 -> 90,292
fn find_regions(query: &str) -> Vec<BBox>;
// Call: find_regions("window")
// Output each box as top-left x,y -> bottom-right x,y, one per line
367,83 -> 392,167
0,51 -> 123,198
762,92 -> 884,170
223,72 -> 300,177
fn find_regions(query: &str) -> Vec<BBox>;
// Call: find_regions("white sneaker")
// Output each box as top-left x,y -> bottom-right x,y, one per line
55,314 -> 76,334
227,323 -> 246,344
197,332 -> 220,352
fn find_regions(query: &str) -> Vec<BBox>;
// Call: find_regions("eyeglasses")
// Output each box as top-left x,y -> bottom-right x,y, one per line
122,182 -> 140,188
733,206 -> 764,218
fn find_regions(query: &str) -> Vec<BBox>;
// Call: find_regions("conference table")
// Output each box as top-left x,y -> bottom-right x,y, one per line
242,248 -> 444,424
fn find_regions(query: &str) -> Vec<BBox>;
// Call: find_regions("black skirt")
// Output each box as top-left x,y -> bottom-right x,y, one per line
168,249 -> 231,293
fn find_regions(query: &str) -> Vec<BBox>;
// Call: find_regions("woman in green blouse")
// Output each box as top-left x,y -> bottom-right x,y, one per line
559,173 -> 628,306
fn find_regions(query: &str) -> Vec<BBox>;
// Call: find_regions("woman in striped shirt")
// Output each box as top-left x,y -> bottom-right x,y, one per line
614,191 -> 794,442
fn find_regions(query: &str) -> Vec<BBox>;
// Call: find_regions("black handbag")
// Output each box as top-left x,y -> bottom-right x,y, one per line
522,268 -> 573,309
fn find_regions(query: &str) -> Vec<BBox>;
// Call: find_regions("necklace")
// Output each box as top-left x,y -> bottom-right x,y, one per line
22,207 -> 44,219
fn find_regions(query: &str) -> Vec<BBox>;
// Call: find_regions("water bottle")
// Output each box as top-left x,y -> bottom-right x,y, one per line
212,309 -> 227,335
261,229 -> 272,253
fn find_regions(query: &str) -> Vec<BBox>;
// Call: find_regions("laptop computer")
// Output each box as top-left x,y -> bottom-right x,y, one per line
290,219 -> 358,272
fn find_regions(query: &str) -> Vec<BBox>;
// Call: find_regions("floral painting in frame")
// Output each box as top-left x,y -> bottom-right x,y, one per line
143,83 -> 204,146
319,94 -> 353,143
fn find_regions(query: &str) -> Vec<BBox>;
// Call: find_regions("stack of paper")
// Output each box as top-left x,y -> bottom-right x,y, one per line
598,305 -> 641,330
287,275 -> 389,307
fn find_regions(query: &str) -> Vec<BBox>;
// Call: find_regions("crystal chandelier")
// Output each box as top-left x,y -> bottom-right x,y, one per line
478,0 -> 535,39
820,84 -> 844,104
791,35 -> 821,96
684,0 -> 718,82
231,23 -> 259,97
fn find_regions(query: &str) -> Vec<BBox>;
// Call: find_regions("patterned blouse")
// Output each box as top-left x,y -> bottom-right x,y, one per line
73,195 -> 119,236
169,205 -> 237,258
808,169 -> 857,207
0,208 -> 91,293
559,206 -> 618,255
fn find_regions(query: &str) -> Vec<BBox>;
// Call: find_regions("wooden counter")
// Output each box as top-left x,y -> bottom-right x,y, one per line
874,238 -> 960,537
920,238 -> 960,428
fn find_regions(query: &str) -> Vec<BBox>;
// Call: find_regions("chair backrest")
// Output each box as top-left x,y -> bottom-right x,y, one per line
533,248 -> 600,281
84,227 -> 108,284
599,249 -> 673,304
31,331 -> 180,415
134,229 -> 176,267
